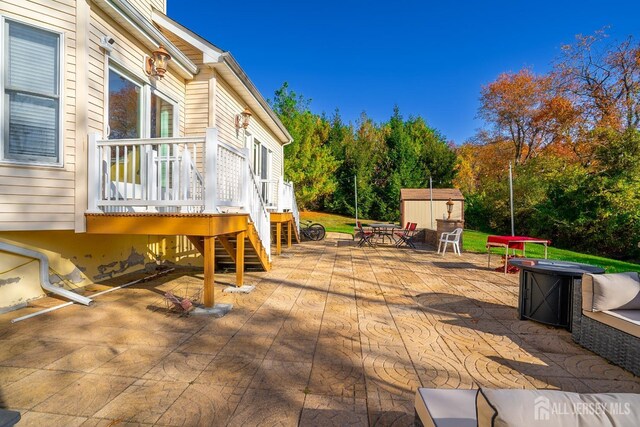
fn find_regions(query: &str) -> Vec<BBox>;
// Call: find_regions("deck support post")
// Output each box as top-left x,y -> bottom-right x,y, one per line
287,221 -> 292,249
276,222 -> 282,255
203,236 -> 215,307
236,231 -> 245,287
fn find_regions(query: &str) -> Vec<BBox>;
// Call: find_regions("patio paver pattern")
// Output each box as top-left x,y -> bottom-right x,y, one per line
1,242 -> 639,426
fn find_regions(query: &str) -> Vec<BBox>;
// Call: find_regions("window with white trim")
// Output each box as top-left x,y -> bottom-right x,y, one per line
2,19 -> 61,164
107,64 -> 176,139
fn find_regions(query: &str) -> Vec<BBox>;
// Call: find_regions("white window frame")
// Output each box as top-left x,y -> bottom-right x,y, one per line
149,87 -> 178,138
106,60 -> 177,139
106,65 -> 144,140
0,16 -> 64,167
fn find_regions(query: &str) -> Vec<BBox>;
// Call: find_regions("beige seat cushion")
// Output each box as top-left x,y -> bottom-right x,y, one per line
583,309 -> 640,339
477,388 -> 640,427
414,388 -> 477,427
582,272 -> 640,312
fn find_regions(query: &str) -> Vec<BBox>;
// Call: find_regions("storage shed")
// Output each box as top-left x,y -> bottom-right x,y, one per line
400,188 -> 465,230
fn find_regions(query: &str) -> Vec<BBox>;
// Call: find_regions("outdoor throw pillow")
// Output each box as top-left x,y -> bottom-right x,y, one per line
590,272 -> 640,311
476,388 -> 640,427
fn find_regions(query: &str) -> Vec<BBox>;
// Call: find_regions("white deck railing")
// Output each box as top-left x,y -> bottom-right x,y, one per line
87,128 -> 275,259
277,177 -> 300,235
87,135 -> 206,213
247,168 -> 271,259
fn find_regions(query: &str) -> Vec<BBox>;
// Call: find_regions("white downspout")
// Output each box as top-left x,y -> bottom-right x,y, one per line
0,242 -> 93,306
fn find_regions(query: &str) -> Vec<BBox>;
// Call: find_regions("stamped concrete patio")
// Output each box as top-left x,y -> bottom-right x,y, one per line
1,241 -> 639,426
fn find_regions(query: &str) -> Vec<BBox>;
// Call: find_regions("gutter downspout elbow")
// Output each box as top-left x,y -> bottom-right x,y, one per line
0,242 -> 93,306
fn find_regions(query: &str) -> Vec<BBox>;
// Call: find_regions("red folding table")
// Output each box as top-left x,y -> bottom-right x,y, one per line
486,235 -> 551,273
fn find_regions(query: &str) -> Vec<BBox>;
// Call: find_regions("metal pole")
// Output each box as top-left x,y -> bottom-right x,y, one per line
429,176 -> 434,229
354,175 -> 358,224
509,162 -> 515,236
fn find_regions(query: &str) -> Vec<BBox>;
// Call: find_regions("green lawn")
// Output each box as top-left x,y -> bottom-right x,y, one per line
300,211 -> 640,273
464,229 -> 640,273
300,211 -> 380,235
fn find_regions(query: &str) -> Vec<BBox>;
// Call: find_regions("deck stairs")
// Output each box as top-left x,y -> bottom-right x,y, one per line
187,221 -> 270,273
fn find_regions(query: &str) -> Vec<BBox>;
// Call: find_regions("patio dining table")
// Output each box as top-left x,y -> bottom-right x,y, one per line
370,223 -> 402,245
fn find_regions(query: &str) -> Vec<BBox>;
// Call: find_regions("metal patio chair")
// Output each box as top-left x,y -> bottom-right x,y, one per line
396,222 -> 418,248
356,221 -> 375,247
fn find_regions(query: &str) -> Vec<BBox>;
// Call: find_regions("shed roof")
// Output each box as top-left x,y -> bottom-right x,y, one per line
400,188 -> 465,201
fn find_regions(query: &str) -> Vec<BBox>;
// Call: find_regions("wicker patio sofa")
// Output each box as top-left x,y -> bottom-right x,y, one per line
572,272 -> 640,376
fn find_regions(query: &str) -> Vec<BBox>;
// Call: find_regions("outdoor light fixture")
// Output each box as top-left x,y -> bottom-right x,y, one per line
145,45 -> 171,78
446,198 -> 454,219
235,107 -> 252,130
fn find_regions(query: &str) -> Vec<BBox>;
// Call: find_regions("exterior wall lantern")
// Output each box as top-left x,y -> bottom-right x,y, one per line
446,198 -> 454,220
235,107 -> 252,130
145,45 -> 171,78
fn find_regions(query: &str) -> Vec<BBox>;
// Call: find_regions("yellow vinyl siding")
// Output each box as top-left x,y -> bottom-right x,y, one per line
127,0 -> 165,20
185,80 -> 210,134
161,28 -> 286,187
88,6 -> 187,137
0,0 -> 187,232
0,0 -> 77,230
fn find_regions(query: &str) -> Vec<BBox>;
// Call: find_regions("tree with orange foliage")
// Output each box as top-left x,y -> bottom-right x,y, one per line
454,135 -> 513,194
479,68 -> 578,165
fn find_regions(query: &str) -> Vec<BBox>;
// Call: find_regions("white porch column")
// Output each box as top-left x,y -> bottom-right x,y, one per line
86,132 -> 102,214
204,128 -> 219,213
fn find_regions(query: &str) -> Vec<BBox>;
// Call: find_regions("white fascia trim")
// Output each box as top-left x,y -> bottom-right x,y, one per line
151,10 -> 223,64
92,0 -> 198,78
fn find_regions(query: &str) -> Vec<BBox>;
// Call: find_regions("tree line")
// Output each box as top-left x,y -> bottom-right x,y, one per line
270,84 -> 457,221
272,30 -> 640,261
457,31 -> 640,260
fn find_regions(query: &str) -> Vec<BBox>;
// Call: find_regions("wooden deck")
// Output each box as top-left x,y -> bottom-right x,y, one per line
86,212 -> 272,306
270,212 -> 300,255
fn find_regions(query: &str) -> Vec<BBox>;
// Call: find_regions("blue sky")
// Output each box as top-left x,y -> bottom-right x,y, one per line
169,1 -> 640,145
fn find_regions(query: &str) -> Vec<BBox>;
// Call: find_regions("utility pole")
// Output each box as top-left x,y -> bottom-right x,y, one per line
509,162 -> 515,236
429,176 -> 434,229
354,175 -> 358,224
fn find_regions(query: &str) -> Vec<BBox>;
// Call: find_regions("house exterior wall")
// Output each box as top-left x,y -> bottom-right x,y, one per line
0,0 -> 288,311
0,232 -> 202,312
0,0 -> 78,231
0,0 -> 187,232
164,30 -> 286,198
88,5 -> 187,138
128,0 -> 166,20
0,0 -> 193,309
402,200 -> 464,230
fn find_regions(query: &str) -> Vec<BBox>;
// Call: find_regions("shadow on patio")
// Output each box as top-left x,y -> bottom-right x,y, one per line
0,242 -> 638,426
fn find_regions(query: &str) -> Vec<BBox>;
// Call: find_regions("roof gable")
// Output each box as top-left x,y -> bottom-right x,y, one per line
400,188 -> 465,201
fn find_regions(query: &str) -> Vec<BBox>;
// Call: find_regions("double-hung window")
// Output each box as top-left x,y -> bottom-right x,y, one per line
2,19 -> 61,165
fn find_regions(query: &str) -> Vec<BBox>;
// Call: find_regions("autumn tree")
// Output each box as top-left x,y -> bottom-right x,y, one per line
479,68 -> 577,165
555,31 -> 640,131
